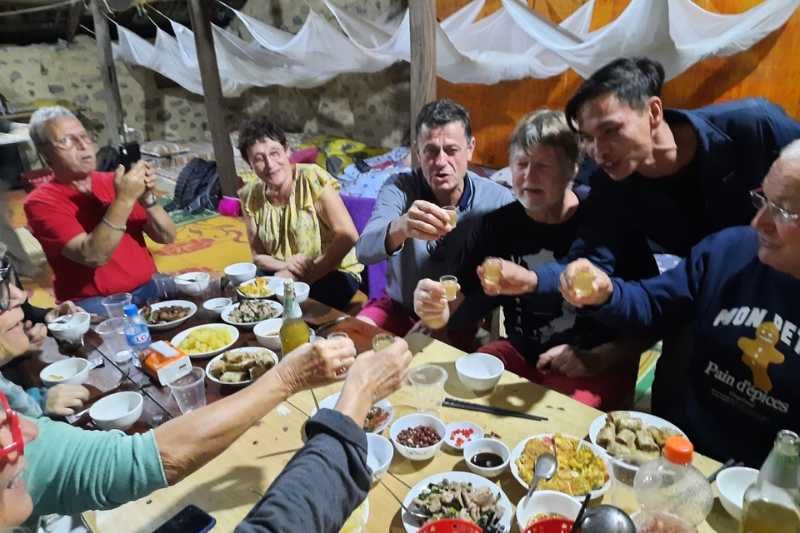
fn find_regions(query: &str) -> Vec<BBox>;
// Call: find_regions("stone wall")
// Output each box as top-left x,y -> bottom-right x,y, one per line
0,0 -> 410,156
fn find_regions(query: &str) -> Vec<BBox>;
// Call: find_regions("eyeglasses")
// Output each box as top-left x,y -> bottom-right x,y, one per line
48,133 -> 95,150
0,392 -> 24,463
0,260 -> 21,312
750,190 -> 800,224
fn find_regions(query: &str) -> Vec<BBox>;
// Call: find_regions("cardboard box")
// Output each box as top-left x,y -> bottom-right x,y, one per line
141,341 -> 193,386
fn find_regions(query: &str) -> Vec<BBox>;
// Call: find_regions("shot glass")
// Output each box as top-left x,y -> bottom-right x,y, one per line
169,367 -> 207,414
481,258 -> 502,287
442,205 -> 458,227
573,268 -> 596,298
439,275 -> 459,302
371,333 -> 394,352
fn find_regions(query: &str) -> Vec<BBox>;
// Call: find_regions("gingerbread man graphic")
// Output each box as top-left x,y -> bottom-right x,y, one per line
737,321 -> 785,392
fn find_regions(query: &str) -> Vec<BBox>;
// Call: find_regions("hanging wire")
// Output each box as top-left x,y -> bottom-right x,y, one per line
144,2 -> 171,23
0,0 -> 80,18
79,23 -> 95,36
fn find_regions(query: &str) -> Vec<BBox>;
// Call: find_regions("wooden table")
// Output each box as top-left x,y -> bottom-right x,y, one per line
85,327 -> 738,532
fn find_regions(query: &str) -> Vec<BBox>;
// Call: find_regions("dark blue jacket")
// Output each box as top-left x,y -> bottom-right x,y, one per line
534,98 -> 800,295
588,227 -> 799,466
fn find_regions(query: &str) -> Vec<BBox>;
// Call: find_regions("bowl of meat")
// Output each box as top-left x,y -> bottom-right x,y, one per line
139,300 -> 197,331
221,300 -> 283,329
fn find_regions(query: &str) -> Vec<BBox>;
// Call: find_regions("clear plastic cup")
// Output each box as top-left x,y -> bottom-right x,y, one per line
408,365 -> 448,414
102,293 -> 132,317
169,367 -> 207,413
95,317 -> 128,358
371,333 -> 394,352
151,273 -> 176,301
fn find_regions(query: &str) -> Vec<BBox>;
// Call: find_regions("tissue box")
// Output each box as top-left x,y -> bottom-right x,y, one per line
141,341 -> 193,386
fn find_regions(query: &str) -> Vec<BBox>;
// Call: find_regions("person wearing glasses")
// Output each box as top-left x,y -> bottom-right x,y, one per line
0,278 -> 412,530
559,139 -> 800,467
356,99 -> 513,339
23,106 -> 176,314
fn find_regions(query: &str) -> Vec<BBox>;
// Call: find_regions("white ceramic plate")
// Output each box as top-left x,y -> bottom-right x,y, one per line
588,411 -> 685,474
401,471 -> 513,533
509,433 -> 611,500
205,346 -> 278,386
236,276 -> 283,299
170,323 -> 239,359
221,300 -> 284,328
314,391 -> 394,434
141,300 -> 197,331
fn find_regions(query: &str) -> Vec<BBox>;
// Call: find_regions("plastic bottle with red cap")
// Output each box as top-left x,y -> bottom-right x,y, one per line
632,435 -> 714,529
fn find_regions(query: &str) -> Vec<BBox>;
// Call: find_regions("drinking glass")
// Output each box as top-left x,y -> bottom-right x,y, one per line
371,333 -> 394,352
439,275 -> 459,301
169,367 -> 207,413
408,365 -> 448,413
95,317 -> 128,357
101,293 -> 132,317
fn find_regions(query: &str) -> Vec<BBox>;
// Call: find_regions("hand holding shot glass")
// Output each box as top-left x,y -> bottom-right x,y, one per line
413,278 -> 455,330
560,258 -> 613,307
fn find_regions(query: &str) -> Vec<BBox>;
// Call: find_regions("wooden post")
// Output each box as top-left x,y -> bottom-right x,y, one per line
89,0 -> 124,145
187,0 -> 238,197
409,0 -> 437,156
65,1 -> 84,42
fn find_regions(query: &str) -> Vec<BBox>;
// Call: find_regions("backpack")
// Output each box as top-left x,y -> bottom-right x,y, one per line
166,158 -> 221,212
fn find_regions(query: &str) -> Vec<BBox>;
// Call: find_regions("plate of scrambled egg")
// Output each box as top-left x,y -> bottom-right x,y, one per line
510,433 -> 610,500
171,324 -> 239,358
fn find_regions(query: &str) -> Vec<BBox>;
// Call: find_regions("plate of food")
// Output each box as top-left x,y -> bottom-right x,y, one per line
402,471 -> 512,533
205,347 -> 278,386
221,300 -> 283,328
140,300 -> 197,331
315,392 -> 394,434
237,276 -> 283,299
510,433 -> 611,500
170,324 -> 239,358
589,411 -> 684,475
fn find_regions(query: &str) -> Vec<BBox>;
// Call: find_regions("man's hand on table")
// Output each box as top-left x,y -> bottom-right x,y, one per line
46,384 -> 90,416
274,338 -> 356,394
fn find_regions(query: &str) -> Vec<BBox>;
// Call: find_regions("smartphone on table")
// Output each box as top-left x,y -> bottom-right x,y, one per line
153,504 -> 216,533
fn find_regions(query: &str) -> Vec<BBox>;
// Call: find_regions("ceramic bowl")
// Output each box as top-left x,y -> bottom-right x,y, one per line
455,352 -> 504,393
389,413 -> 446,462
224,262 -> 257,285
203,297 -> 232,317
47,312 -> 91,344
516,490 -> 581,532
463,437 -> 510,478
716,466 -> 758,521
367,433 -> 394,482
39,357 -> 91,387
253,318 -> 283,351
89,391 -> 143,431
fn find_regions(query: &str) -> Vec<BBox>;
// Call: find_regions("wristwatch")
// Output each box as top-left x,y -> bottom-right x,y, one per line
141,192 -> 158,208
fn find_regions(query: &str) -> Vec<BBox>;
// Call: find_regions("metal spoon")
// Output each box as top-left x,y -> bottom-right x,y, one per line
377,478 -> 431,523
573,505 -> 636,533
525,452 -> 557,503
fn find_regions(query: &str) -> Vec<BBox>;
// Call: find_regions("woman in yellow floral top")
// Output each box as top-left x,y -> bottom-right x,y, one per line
237,117 -> 363,310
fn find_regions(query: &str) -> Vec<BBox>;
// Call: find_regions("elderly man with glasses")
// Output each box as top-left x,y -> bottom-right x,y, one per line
23,107 -> 176,314
559,139 -> 800,467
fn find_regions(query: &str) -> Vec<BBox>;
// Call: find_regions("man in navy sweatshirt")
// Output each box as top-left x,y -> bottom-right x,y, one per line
487,57 -> 800,418
559,140 -> 800,466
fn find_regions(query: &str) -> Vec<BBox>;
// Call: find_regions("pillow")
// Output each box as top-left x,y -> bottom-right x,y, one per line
289,147 -> 320,164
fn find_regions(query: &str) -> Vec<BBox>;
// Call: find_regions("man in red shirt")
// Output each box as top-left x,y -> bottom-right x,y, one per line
24,107 -> 176,313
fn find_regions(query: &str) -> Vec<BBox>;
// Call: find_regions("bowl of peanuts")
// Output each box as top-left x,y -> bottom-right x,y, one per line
389,413 -> 446,462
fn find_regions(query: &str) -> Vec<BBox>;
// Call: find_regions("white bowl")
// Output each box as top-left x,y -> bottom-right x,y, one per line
253,318 -> 284,351
237,276 -> 284,300
443,421 -> 483,451
516,490 -> 582,531
455,352 -> 504,393
510,433 -> 612,500
89,391 -> 143,430
275,280 -> 311,304
221,300 -> 283,328
174,272 -> 211,296
47,312 -> 91,344
463,437 -> 510,478
367,433 -> 394,482
170,323 -> 239,359
203,297 -> 232,317
716,466 -> 758,521
141,300 -> 197,331
389,413 -> 446,462
39,358 -> 91,387
224,262 -> 257,285
205,347 -> 278,387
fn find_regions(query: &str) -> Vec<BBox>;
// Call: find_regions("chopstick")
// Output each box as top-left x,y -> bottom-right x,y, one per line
442,398 -> 548,422
706,458 -> 742,482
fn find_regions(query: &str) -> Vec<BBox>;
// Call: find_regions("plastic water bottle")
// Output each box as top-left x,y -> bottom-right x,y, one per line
123,303 -> 152,356
633,435 -> 714,529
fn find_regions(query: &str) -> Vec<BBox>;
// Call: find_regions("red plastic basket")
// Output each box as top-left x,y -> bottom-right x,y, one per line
523,518 -> 575,533
418,518 -> 483,533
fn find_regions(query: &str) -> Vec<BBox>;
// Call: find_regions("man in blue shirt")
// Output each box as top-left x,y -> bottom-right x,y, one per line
489,57 -> 800,417
559,139 -> 800,466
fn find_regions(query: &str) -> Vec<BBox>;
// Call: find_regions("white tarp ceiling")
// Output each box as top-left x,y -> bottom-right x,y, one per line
111,0 -> 800,97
